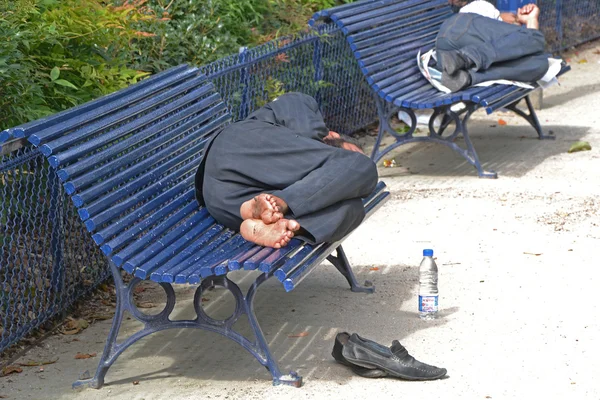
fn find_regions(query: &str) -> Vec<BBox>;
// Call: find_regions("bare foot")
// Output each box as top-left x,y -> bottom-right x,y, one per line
240,219 -> 300,249
240,194 -> 282,224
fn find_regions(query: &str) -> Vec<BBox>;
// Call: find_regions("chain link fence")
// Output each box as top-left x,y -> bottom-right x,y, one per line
1,0 -> 598,355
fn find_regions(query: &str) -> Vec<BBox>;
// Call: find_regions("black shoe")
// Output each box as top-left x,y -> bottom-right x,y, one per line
332,332 -> 388,378
441,69 -> 472,93
439,50 -> 474,75
341,333 -> 447,381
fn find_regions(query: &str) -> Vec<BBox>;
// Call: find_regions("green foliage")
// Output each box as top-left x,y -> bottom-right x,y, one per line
0,0 -> 157,130
0,0 -> 354,130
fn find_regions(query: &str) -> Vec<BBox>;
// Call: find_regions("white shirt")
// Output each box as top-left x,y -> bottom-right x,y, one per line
460,0 -> 502,21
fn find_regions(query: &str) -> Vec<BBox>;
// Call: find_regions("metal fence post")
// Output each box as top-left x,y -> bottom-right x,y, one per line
313,27 -> 324,106
555,0 -> 563,50
48,168 -> 64,310
238,46 -> 249,121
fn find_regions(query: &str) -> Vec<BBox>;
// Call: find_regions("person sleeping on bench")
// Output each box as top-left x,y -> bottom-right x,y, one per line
194,92 -> 378,248
437,0 -> 548,92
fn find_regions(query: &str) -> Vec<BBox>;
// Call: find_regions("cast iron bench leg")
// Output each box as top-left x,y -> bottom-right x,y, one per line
73,261 -> 302,390
369,93 -> 497,179
505,94 -> 555,140
327,246 -> 375,293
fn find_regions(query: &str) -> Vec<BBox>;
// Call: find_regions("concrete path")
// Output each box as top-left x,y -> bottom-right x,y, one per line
2,43 -> 599,400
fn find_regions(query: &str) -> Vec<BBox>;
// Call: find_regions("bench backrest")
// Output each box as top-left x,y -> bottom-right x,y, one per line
19,65 -> 231,268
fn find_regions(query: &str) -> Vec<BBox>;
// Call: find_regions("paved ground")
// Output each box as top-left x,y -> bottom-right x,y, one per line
2,43 -> 600,400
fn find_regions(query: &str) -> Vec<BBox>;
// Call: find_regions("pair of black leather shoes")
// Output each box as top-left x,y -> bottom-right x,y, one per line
332,332 -> 447,380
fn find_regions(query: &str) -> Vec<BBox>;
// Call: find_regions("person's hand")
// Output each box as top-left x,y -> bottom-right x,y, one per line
517,3 -> 540,25
341,141 -> 364,154
325,130 -> 340,140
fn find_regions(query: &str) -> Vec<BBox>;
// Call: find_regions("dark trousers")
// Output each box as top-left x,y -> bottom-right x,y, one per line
436,13 -> 549,84
202,120 -> 378,244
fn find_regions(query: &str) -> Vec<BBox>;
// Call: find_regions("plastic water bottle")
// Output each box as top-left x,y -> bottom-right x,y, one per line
419,249 -> 438,320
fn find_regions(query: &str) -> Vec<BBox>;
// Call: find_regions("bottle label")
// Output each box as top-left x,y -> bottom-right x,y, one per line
419,295 -> 438,313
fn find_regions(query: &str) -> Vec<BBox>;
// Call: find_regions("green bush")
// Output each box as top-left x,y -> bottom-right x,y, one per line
0,0 -> 158,130
0,0 -> 353,130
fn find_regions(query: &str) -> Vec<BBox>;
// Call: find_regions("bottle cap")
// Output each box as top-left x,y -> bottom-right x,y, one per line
423,249 -> 434,257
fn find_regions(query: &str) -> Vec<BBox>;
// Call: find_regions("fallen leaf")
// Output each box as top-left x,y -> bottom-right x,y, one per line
74,352 -> 97,359
17,358 -> 58,367
568,141 -> 592,153
201,297 -> 210,302
133,380 -> 140,385
480,280 -> 485,283
0,394 -> 7,398
593,50 -> 600,55
136,302 -> 156,308
1,366 -> 23,376
61,318 -> 89,335
382,159 -> 396,168
578,59 -> 587,64
498,119 -> 507,126
89,314 -> 113,321
288,331 -> 309,338
571,382 -> 576,385
369,267 -> 380,271
523,252 -> 542,256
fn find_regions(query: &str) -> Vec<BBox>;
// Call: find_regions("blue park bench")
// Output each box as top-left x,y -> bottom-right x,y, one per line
6,65 -> 389,388
309,0 -> 571,178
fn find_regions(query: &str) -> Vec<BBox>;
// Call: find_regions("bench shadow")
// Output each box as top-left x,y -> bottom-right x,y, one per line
370,123 -> 589,179
97,264 -> 453,388
543,83 -> 600,109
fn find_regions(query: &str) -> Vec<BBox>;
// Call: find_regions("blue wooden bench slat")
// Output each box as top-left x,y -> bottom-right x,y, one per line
360,39 -> 435,74
310,0 -> 569,178
343,0 -> 446,34
14,65 -> 391,388
43,80 -> 213,167
71,121 -> 213,207
348,6 -> 449,44
64,110 -> 228,196
173,230 -> 236,284
7,65 -> 191,140
352,17 -> 446,56
244,247 -> 276,270
132,214 -> 217,279
228,246 -> 263,271
28,69 -> 200,149
338,0 -> 435,26
33,73 -> 206,154
80,161 -> 197,227
99,189 -> 196,254
356,25 -> 441,59
485,88 -> 529,114
93,178 -> 194,246
259,239 -> 304,273
120,209 -> 210,273
156,225 -> 226,282
110,200 -> 200,267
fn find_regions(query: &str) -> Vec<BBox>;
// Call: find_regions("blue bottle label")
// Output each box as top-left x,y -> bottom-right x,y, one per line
419,295 -> 438,312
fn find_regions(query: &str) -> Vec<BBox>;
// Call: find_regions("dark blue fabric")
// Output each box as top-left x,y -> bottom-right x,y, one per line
436,13 -> 549,84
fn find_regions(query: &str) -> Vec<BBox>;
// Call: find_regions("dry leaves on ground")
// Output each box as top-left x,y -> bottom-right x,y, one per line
74,352 -> 97,359
369,267 -> 380,271
498,119 -> 507,126
523,252 -> 542,256
61,318 -> 89,335
288,332 -> 309,338
16,359 -> 58,367
1,366 -> 23,376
